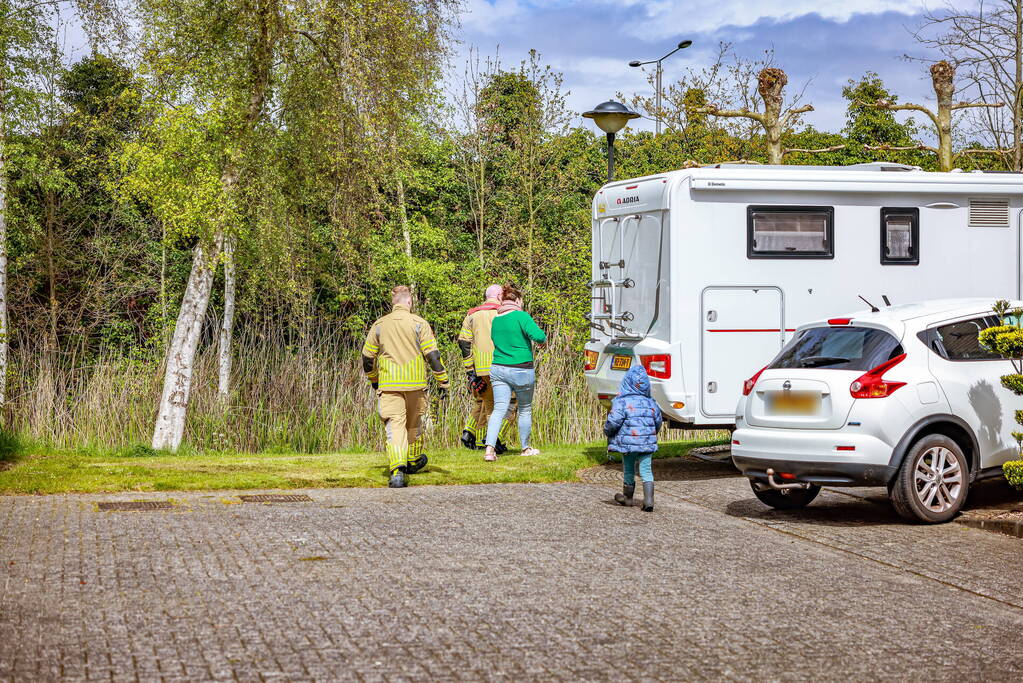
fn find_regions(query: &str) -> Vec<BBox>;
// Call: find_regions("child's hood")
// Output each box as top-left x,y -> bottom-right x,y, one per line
618,364 -> 652,399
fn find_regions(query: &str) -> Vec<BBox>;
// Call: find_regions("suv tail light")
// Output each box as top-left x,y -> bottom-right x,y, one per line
850,353 -> 907,398
743,366 -> 767,396
639,354 -> 671,379
584,349 -> 598,372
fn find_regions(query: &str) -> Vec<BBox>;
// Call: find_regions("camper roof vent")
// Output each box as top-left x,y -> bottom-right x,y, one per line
969,198 -> 1010,227
845,162 -> 919,172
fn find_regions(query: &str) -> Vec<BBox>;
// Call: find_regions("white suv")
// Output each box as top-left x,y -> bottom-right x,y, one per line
731,298 -> 1021,523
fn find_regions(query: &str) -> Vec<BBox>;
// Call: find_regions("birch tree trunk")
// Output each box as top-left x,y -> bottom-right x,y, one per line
152,235 -> 222,451
1015,1 -> 1022,171
396,175 -> 414,292
217,234 -> 236,401
0,70 -> 8,408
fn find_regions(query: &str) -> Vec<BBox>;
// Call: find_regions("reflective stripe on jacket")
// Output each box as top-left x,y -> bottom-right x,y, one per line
458,300 -> 500,376
362,304 -> 448,391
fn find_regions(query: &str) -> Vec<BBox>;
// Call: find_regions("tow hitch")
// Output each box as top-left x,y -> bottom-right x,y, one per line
759,468 -> 812,491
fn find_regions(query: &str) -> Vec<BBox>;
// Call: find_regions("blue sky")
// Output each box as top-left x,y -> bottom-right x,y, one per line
454,0 -> 951,134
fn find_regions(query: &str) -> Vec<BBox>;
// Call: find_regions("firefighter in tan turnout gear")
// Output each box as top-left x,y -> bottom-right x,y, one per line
458,284 -> 513,453
362,286 -> 449,488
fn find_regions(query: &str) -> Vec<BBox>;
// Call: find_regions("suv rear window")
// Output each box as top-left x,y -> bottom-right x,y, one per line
770,327 -> 904,371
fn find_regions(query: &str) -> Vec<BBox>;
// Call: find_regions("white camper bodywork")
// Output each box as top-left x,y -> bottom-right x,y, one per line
584,163 -> 1023,428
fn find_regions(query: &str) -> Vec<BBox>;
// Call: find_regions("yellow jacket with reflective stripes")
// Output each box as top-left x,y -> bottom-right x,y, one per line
457,299 -> 501,376
362,304 -> 449,391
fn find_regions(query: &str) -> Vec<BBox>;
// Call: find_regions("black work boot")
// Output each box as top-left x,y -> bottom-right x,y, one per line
614,484 -> 636,506
406,454 -> 428,474
641,481 -> 655,512
388,467 -> 407,488
460,430 -> 476,450
494,439 -> 508,455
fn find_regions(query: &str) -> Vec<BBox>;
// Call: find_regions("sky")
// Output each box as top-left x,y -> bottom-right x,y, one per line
454,0 -> 952,135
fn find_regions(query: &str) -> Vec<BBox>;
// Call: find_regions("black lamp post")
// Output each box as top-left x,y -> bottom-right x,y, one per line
583,101 -> 640,182
629,39 -> 693,136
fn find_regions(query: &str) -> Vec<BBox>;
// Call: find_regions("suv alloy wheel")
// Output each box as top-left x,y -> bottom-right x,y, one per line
889,434 -> 969,523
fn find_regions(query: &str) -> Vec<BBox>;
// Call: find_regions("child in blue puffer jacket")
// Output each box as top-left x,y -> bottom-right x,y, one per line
604,364 -> 662,512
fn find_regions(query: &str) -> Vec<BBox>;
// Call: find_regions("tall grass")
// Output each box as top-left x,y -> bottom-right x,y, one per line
8,330 -> 631,453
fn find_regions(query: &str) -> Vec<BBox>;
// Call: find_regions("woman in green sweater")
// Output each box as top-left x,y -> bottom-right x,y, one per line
483,284 -> 547,461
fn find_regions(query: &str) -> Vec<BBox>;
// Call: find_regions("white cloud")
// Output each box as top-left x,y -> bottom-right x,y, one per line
461,0 -> 527,35
587,0 -> 933,39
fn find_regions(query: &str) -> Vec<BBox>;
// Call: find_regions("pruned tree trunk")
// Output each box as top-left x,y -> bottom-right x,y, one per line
862,61 -> 1003,172
932,61 -> 956,173
217,234 -> 236,401
692,67 -> 813,165
152,235 -> 223,451
758,68 -> 786,165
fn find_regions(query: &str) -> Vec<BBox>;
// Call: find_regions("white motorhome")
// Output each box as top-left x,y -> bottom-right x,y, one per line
583,162 -> 1023,428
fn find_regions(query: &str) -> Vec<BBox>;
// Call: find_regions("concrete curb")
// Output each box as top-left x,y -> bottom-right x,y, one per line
957,516 -> 1023,539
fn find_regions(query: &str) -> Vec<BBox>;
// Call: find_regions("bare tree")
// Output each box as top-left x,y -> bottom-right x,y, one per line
862,61 -> 1003,172
622,43 -> 771,141
914,1 -> 1023,169
448,48 -> 501,267
692,67 -> 840,164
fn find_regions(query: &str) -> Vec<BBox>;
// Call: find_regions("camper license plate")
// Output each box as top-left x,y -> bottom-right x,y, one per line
768,392 -> 819,415
611,355 -> 632,371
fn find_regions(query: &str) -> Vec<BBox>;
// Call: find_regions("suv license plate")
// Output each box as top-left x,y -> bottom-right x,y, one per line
768,392 -> 819,415
611,355 -> 632,370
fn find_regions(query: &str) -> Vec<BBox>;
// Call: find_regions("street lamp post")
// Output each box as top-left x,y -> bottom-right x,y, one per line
583,101 -> 641,182
629,39 -> 692,136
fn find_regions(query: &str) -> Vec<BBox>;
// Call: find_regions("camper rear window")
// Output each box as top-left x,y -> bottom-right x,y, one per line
747,206 -> 834,259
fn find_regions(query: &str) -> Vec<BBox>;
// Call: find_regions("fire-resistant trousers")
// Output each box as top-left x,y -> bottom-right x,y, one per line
464,378 -> 515,443
378,390 -> 427,473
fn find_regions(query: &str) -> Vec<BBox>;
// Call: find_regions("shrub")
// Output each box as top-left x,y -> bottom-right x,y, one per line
980,301 -> 1023,487
1004,460 -> 1023,490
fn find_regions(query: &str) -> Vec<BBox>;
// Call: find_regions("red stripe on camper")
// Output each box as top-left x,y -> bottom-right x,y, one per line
707,328 -> 796,333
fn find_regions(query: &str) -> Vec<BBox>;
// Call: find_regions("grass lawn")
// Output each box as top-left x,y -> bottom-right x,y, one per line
0,438 -> 728,495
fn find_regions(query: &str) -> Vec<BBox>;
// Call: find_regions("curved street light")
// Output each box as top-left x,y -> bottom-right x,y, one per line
629,39 -> 693,136
583,101 -> 641,182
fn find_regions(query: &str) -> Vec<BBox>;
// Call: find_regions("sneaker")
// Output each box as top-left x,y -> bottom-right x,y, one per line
484,447 -> 497,462
519,448 -> 540,457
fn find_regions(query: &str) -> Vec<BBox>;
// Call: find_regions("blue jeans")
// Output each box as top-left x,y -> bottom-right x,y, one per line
486,365 -> 535,449
620,452 -> 654,486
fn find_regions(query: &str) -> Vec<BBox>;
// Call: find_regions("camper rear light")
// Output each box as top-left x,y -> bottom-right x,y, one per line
742,366 -> 767,396
584,349 -> 599,372
850,354 -> 907,399
639,354 -> 671,379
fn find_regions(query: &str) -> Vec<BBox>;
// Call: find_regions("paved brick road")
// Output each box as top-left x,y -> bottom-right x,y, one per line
1,458 -> 1021,681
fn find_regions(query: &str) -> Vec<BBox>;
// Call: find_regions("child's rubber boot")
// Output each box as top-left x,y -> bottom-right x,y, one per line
614,484 -> 635,506
641,481 -> 655,512
406,454 -> 428,474
388,467 -> 407,488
